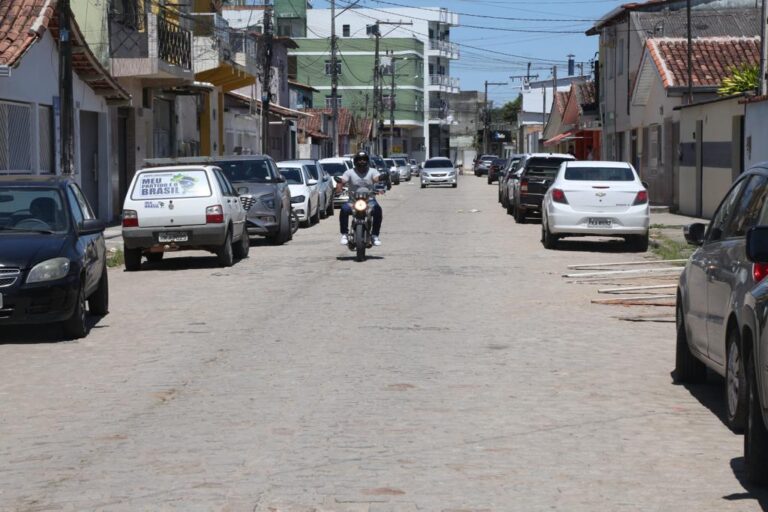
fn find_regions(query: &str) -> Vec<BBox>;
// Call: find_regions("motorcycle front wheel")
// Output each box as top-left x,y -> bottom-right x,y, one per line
355,223 -> 366,262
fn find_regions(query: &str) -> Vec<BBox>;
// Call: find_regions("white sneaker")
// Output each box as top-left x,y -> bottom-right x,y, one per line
340,234 -> 348,245
372,235 -> 382,246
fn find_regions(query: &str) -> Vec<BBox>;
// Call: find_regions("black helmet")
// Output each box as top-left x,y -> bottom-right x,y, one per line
353,151 -> 370,165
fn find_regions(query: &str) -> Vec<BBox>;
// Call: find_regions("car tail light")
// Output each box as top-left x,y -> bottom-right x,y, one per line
633,190 -> 649,205
754,263 -> 768,283
122,209 -> 138,228
206,205 -> 224,224
551,188 -> 568,204
520,178 -> 529,193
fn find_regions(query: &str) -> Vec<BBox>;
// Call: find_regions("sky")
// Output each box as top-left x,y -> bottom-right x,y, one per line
310,0 -> 624,106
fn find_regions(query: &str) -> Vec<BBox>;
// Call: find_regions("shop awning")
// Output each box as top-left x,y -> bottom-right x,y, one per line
544,130 -> 576,147
195,63 -> 255,92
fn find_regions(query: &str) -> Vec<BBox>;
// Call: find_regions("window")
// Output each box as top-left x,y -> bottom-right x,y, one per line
618,39 -> 624,76
342,24 -> 350,37
324,60 -> 342,76
67,186 -> 85,227
325,96 -> 342,108
649,124 -> 661,169
69,184 -> 95,220
725,176 -> 768,238
382,95 -> 395,110
130,170 -> 212,200
708,178 -> 747,242
0,101 -> 32,173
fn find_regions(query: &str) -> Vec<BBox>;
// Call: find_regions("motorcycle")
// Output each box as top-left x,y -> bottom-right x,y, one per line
345,185 -> 384,262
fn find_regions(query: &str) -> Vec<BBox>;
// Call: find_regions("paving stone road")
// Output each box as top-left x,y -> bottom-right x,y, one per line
1,177 -> 765,511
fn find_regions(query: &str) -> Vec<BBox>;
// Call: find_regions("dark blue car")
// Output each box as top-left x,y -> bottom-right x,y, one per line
0,176 -> 108,339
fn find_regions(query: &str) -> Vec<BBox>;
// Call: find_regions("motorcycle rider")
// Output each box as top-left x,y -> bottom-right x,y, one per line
337,151 -> 383,246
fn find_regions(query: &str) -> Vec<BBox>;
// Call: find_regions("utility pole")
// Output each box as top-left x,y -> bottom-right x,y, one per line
389,53 -> 396,157
761,0 -> 767,95
483,80 -> 506,155
330,0 -> 339,156
59,0 -> 74,174
260,6 -> 274,155
686,0 -> 693,104
370,23 -> 381,155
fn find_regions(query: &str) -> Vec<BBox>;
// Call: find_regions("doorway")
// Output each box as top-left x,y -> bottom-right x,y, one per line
79,111 -> 99,216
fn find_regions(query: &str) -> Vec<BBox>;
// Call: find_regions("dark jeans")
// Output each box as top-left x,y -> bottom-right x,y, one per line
340,200 -> 382,236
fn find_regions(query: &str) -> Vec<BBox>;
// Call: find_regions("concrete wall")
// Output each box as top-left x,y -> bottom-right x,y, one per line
745,100 -> 768,168
679,97 -> 744,218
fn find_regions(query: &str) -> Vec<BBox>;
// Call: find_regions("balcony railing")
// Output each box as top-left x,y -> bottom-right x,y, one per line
428,39 -> 459,58
158,15 -> 192,70
429,75 -> 460,91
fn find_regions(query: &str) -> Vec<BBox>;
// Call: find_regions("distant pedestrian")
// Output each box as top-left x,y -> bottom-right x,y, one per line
586,145 -> 594,160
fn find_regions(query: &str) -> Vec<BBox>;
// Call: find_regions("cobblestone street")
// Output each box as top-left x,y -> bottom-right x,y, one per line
0,177 -> 764,511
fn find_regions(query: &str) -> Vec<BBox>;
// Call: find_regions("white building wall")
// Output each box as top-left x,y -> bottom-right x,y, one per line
745,101 -> 768,169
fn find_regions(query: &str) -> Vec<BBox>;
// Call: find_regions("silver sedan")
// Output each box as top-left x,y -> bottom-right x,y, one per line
420,158 -> 457,188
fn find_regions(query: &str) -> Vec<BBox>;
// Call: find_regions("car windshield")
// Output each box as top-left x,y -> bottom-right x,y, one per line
565,167 -> 635,181
424,160 -> 452,169
492,159 -> 507,166
0,187 -> 68,233
217,160 -> 271,183
372,157 -> 385,167
384,159 -> 395,166
395,159 -> 407,165
279,168 -> 304,185
481,156 -> 495,161
321,163 -> 347,176
305,164 -> 320,180
131,169 -> 212,200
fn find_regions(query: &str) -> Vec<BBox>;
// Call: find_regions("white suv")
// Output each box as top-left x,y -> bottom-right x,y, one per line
121,165 -> 250,270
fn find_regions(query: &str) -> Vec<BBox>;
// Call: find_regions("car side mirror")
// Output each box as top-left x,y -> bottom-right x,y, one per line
684,223 -> 706,246
237,186 -> 248,194
323,176 -> 329,182
307,179 -> 318,186
641,181 -> 649,189
79,218 -> 106,235
747,227 -> 768,263
276,175 -> 286,183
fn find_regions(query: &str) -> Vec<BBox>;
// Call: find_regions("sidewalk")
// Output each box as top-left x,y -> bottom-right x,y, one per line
649,208 -> 707,246
104,225 -> 123,251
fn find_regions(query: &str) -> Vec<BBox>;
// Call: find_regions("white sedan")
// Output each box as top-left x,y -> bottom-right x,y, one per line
277,162 -> 320,228
541,161 -> 650,251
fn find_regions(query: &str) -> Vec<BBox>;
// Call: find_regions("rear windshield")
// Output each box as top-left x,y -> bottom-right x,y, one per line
424,160 -> 453,169
492,159 -> 507,166
481,156 -> 496,161
395,159 -> 407,165
279,168 -> 304,185
565,167 -> 635,181
321,163 -> 346,176
384,159 -> 395,166
372,157 -> 385,167
216,160 -> 271,183
131,170 -> 211,200
524,158 -> 570,178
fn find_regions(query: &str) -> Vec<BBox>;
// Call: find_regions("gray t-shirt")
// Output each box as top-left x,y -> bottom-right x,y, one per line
341,167 -> 380,198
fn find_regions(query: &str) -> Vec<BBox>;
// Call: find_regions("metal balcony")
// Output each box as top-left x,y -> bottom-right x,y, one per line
428,40 -> 459,60
428,75 -> 460,94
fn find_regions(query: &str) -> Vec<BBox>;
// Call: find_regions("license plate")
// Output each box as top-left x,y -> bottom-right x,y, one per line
588,218 -> 612,228
158,232 -> 188,243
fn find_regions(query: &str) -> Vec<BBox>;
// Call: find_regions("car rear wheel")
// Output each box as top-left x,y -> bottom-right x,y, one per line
88,265 -> 109,316
542,220 -> 558,250
673,299 -> 707,383
62,283 -> 87,340
146,253 -> 163,263
626,234 -> 649,252
217,229 -> 234,267
421,183 -> 426,189
745,351 -> 768,485
451,184 -> 457,188
124,248 -> 142,271
726,329 -> 747,431
233,225 -> 250,260
514,205 -> 526,224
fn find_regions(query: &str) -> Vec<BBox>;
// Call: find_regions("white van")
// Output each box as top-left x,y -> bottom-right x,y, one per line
121,165 -> 249,270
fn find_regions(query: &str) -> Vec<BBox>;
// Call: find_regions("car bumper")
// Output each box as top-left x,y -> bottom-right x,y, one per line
245,209 -> 280,236
292,199 -> 310,221
547,204 -> 650,236
422,174 -> 457,185
333,192 -> 349,207
0,275 -> 79,325
122,224 -> 228,249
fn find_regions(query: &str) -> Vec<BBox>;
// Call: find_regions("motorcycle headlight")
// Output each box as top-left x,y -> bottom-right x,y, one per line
27,257 -> 71,283
258,193 -> 275,209
354,199 -> 368,212
290,195 -> 306,204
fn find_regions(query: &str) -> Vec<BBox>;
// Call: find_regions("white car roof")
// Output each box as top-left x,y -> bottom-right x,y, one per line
135,165 -> 213,173
527,153 -> 576,159
276,162 -> 304,168
563,160 -> 632,168
319,157 -> 351,163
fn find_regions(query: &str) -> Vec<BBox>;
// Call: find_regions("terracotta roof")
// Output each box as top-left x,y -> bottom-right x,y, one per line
0,0 -> 129,103
0,0 -> 54,67
357,118 -> 373,139
302,108 -> 354,136
297,112 -> 329,140
647,36 -> 760,88
288,79 -> 319,92
574,80 -> 596,107
554,91 -> 569,114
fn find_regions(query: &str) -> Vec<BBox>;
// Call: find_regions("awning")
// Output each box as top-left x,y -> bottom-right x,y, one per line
195,63 -> 255,92
544,130 -> 576,147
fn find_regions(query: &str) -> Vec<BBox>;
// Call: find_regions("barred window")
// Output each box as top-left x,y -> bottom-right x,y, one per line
0,101 -> 32,173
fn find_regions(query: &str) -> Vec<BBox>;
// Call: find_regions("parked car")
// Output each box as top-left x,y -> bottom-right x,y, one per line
540,161 -> 650,250
474,154 -> 497,176
122,165 -> 250,269
213,155 -> 293,245
509,153 -> 576,223
487,158 -> 508,184
371,155 -> 391,190
499,155 -> 524,205
675,168 -> 768,436
383,158 -> 401,185
394,158 -> 411,181
282,160 -> 333,219
409,159 -> 420,176
320,157 -> 355,206
0,176 -> 108,339
277,162 -> 320,228
420,158 -> 458,188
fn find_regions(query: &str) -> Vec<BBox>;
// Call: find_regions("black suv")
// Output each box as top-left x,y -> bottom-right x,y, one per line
0,176 -> 107,339
511,153 -> 575,223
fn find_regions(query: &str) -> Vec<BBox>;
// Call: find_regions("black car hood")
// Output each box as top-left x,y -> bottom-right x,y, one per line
0,234 -> 68,269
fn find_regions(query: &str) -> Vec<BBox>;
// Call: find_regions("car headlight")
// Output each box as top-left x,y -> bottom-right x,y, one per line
354,199 -> 368,212
258,193 -> 275,210
290,195 -> 306,204
27,257 -> 71,283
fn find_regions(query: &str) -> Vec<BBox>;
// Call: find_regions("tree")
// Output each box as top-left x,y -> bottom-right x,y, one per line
718,64 -> 759,96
